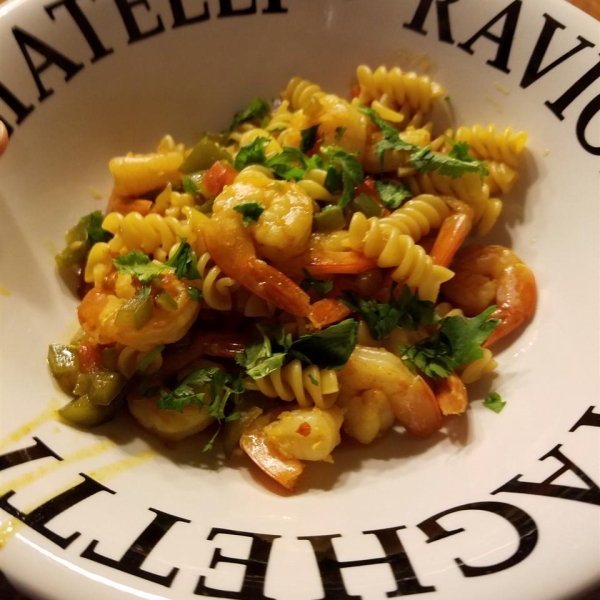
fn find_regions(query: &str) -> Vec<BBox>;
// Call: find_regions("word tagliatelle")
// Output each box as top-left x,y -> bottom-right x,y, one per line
49,64 -> 536,491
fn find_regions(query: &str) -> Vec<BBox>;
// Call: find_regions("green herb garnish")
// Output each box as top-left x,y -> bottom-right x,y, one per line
234,202 -> 265,227
483,392 -> 506,413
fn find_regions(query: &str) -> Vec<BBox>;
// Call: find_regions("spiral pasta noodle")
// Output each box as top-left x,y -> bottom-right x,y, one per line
381,194 -> 451,242
297,169 -> 333,202
484,161 -> 520,195
454,124 -> 527,169
355,65 -> 445,117
346,212 -> 454,301
247,359 -> 339,409
84,241 -> 114,286
116,345 -> 164,379
282,76 -> 325,113
406,171 -> 489,221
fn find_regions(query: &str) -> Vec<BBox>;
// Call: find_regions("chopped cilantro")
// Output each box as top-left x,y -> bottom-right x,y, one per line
300,269 -> 334,298
114,241 -> 200,284
165,240 -> 201,280
231,97 -> 271,130
138,345 -> 164,372
360,106 -> 488,179
87,211 -> 112,245
156,367 -> 216,412
156,367 -> 244,452
265,147 -> 310,180
358,106 -> 414,167
187,286 -> 203,301
289,319 -> 358,369
335,126 -> 346,142
234,137 -> 270,171
300,125 -> 319,154
113,251 -> 170,284
237,320 -> 358,379
409,145 -> 489,179
308,374 -> 319,386
375,180 -> 412,210
483,392 -> 506,413
320,147 -> 364,209
182,175 -> 200,195
401,306 -> 501,378
234,202 -> 265,227
343,285 -> 439,341
235,332 -> 287,380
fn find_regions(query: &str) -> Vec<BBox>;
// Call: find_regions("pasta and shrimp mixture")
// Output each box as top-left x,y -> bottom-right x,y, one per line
49,64 -> 536,490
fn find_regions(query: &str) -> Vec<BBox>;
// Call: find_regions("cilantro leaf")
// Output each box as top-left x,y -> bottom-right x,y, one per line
156,367 -> 217,412
440,307 -> 500,366
359,106 -> 414,167
156,367 -> 244,452
87,211 -> 112,245
138,345 -> 164,372
234,137 -> 270,171
483,392 -> 506,413
375,180 -> 412,210
401,307 -> 501,378
360,106 -> 488,179
231,97 -> 271,130
113,251 -> 171,284
289,319 -> 358,369
321,147 -> 364,209
409,145 -> 489,179
234,202 -> 265,227
235,332 -> 287,380
165,240 -> 201,280
182,175 -> 200,195
300,125 -> 319,154
265,147 -> 309,180
187,286 -> 203,302
343,285 -> 439,341
300,269 -> 334,298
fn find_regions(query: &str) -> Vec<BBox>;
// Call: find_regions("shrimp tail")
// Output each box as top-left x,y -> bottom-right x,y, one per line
245,257 -> 313,318
486,263 -> 537,347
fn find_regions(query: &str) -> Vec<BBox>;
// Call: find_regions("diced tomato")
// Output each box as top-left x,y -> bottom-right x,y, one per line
351,84 -> 361,99
78,341 -> 103,373
203,161 -> 238,196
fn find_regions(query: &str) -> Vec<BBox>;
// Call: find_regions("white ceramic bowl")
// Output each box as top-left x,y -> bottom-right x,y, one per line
1,1 -> 599,599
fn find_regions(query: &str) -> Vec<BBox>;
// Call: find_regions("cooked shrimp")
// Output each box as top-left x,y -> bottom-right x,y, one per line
338,345 -> 442,438
310,94 -> 368,156
128,394 -> 214,441
240,412 -> 305,491
78,274 -> 200,351
337,388 -> 396,445
430,199 -> 474,268
128,358 -> 223,441
435,373 -> 468,416
442,244 -> 536,346
263,406 -> 344,462
203,209 -> 312,318
212,166 -> 314,263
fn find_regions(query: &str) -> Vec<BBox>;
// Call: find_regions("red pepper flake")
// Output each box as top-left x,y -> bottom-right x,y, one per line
296,422 -> 311,437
